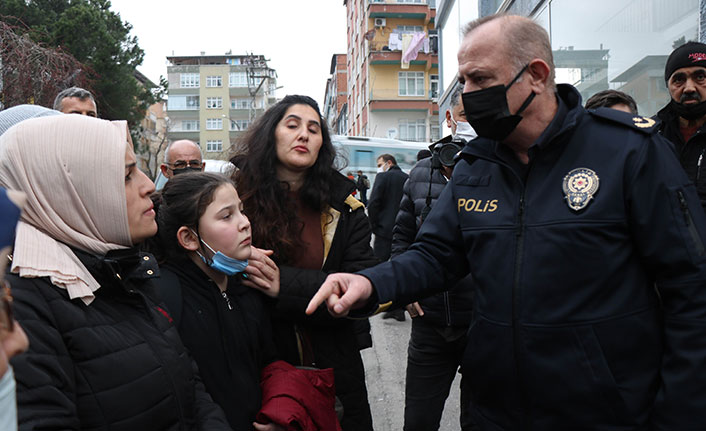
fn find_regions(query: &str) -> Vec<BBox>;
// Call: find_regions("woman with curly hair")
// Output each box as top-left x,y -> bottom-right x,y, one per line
231,95 -> 376,431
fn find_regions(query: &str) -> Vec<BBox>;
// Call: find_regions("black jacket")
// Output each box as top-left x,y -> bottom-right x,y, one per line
271,171 -> 377,431
391,156 -> 473,327
159,259 -> 277,430
8,247 -> 230,431
361,85 -> 706,429
656,103 -> 706,210
367,164 -> 409,239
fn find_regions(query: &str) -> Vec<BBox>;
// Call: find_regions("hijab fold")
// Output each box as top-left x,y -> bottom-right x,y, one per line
0,115 -> 132,304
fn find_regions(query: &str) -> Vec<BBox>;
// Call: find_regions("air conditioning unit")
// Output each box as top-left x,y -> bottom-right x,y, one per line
374,18 -> 386,27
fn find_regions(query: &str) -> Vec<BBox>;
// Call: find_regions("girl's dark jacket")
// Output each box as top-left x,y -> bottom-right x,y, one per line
159,258 -> 277,430
269,170 -> 377,431
8,247 -> 230,431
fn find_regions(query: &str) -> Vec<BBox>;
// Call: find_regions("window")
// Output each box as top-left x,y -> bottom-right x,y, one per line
399,119 -> 426,142
206,75 -> 222,87
230,119 -> 249,131
180,73 -> 199,88
168,95 -> 199,110
206,140 -> 223,152
397,0 -> 423,3
430,125 -> 440,142
206,97 -> 222,109
230,98 -> 250,109
206,118 -> 223,130
430,74 -> 439,99
396,25 -> 424,34
399,72 -> 425,96
229,72 -> 247,87
174,120 -> 199,131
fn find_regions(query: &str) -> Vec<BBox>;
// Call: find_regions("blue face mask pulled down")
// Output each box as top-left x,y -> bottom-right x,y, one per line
192,232 -> 248,276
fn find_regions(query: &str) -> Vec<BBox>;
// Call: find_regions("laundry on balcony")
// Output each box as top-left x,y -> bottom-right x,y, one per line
388,33 -> 402,51
401,32 -> 427,68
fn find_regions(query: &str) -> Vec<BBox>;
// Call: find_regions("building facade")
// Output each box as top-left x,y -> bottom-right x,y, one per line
435,0 -> 702,134
323,53 -> 349,135
344,0 -> 439,142
166,53 -> 278,159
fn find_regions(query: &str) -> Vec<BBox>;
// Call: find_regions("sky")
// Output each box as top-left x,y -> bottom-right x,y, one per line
108,0 -> 348,108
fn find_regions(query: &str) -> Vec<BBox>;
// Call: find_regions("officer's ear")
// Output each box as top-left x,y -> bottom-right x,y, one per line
526,58 -> 552,94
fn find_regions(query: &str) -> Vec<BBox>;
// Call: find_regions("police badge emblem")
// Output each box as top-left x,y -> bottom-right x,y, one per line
562,168 -> 599,211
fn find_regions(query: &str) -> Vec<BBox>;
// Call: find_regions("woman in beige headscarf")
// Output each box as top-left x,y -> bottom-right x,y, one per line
0,114 -> 230,430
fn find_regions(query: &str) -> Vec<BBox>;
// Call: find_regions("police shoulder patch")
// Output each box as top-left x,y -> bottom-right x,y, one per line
587,107 -> 659,134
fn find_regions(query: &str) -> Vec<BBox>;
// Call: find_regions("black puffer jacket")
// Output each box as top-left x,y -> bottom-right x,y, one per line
8,247 -> 230,431
368,164 -> 409,240
656,103 -> 706,210
270,171 -> 377,431
391,157 -> 474,327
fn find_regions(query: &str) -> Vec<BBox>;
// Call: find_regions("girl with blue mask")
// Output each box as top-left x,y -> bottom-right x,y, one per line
156,172 -> 323,431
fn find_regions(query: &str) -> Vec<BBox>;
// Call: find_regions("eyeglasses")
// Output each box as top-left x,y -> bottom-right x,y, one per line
167,160 -> 202,170
0,281 -> 14,334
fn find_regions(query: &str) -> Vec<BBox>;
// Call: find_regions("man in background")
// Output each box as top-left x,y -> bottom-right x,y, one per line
585,89 -> 638,114
160,140 -> 205,179
53,87 -> 97,117
356,170 -> 370,205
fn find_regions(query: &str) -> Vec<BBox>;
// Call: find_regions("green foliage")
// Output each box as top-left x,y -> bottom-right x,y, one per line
0,0 -> 154,127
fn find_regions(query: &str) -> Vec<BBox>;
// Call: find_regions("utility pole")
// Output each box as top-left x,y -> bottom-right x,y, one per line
245,53 -> 274,122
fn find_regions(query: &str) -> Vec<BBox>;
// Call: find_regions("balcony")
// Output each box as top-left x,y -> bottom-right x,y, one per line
368,0 -> 435,23
368,89 -> 438,115
368,46 -> 437,69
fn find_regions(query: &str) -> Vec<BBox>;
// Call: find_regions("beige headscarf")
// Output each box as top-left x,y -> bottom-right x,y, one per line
0,115 -> 133,304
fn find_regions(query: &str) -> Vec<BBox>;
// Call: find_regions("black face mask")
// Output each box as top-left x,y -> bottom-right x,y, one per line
669,99 -> 706,121
171,166 -> 202,176
462,64 -> 536,141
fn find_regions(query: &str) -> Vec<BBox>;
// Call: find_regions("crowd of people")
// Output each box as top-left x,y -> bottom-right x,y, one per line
3,11 -> 706,431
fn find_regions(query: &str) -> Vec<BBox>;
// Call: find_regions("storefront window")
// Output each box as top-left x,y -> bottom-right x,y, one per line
545,0 -> 699,116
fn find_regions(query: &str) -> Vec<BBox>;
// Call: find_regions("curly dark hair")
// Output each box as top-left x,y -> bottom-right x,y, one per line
230,95 -> 340,263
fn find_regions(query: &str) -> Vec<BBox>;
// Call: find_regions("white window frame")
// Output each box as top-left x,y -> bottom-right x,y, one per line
206,118 -> 223,130
430,74 -> 439,99
396,25 -> 424,34
230,98 -> 250,109
180,73 -> 199,88
206,140 -> 223,152
399,71 -> 425,96
230,119 -> 249,131
229,72 -> 248,87
206,75 -> 222,87
206,97 -> 223,109
398,119 -> 426,142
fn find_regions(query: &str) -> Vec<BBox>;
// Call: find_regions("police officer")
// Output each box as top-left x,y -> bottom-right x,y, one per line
308,14 -> 706,430
657,41 -> 706,210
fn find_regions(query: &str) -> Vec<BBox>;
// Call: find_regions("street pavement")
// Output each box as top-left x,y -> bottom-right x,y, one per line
362,313 -> 462,431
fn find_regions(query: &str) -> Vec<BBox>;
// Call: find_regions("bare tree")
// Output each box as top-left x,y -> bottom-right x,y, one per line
0,19 -> 94,109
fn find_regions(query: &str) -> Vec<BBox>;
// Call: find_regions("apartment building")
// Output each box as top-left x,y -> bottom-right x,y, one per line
166,53 -> 278,159
344,0 -> 439,142
323,54 -> 349,135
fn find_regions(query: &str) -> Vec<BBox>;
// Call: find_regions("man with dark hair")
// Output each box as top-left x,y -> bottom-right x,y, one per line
367,153 -> 408,321
585,89 -> 638,114
356,170 -> 369,205
53,87 -> 97,117
309,14 -> 706,430
657,41 -> 706,210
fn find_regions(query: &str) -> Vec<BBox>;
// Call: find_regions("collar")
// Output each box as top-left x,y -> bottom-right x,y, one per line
459,84 -> 583,164
71,246 -> 160,282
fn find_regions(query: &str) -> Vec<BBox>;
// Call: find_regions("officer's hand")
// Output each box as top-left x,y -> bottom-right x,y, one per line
306,273 -> 373,317
405,302 -> 424,318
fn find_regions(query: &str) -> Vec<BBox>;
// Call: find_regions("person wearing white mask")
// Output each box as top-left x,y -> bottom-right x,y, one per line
387,85 -> 477,430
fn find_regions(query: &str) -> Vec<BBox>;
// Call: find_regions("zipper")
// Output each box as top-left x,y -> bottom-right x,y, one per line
697,148 -> 705,182
443,291 -> 451,326
677,190 -> 706,256
221,291 -> 233,310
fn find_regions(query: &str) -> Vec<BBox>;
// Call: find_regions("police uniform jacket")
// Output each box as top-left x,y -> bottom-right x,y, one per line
8,247 -> 230,431
359,84 -> 706,430
656,103 -> 706,210
391,156 -> 473,327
